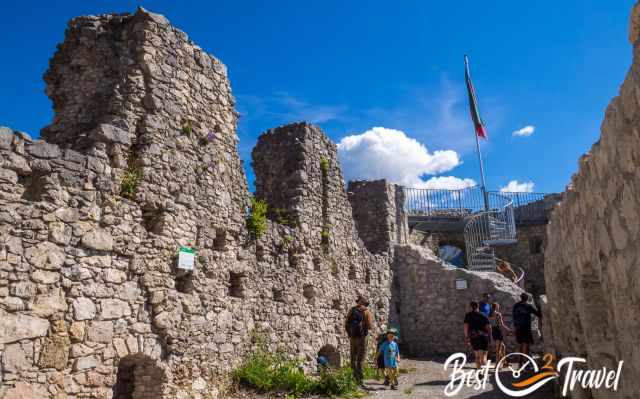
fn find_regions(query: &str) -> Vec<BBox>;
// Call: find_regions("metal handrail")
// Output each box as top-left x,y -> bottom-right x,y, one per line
403,187 -> 551,223
463,192 -> 516,271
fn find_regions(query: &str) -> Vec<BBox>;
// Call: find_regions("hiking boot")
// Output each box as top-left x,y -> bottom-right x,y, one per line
391,385 -> 398,390
383,377 -> 390,385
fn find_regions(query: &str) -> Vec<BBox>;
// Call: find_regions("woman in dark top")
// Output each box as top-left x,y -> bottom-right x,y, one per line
489,302 -> 511,367
464,301 -> 492,369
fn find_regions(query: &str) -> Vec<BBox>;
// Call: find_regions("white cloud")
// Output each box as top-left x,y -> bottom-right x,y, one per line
500,180 -> 535,193
512,125 -> 535,137
418,176 -> 477,190
337,127 -> 474,189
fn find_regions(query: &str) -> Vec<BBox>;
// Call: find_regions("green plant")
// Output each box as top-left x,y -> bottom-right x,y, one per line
321,227 -> 331,253
246,198 -> 268,239
181,119 -> 193,135
320,156 -> 329,175
233,344 -> 362,398
363,365 -> 380,380
330,259 -> 339,276
283,235 -> 294,246
316,367 -> 360,396
120,153 -> 142,200
404,387 -> 413,395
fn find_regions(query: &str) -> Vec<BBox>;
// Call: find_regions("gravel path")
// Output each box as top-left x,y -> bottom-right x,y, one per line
363,358 -> 554,399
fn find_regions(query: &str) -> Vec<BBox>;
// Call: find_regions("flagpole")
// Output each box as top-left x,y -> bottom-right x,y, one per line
474,123 -> 489,211
464,55 -> 489,211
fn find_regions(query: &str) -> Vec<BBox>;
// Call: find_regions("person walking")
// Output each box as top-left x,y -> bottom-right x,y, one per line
479,293 -> 492,317
464,301 -> 492,369
512,293 -> 542,367
345,295 -> 374,386
489,302 -> 511,367
378,329 -> 401,390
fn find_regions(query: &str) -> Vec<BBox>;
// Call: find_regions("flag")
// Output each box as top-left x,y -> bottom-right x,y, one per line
464,55 -> 488,140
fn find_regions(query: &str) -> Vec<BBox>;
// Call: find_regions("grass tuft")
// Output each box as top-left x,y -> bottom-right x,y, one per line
233,346 -> 363,398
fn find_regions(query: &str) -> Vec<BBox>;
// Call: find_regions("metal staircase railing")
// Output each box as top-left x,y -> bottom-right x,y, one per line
464,191 -> 517,271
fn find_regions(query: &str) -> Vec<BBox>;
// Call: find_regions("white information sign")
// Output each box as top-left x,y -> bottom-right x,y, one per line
178,247 -> 195,270
455,279 -> 467,290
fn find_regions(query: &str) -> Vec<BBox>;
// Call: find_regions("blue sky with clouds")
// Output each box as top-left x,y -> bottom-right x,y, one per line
0,1 -> 634,193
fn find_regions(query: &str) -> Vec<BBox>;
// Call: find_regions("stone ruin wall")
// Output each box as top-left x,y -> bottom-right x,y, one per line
0,9 -> 396,398
544,3 -> 640,398
392,245 -> 527,357
346,180 -> 409,256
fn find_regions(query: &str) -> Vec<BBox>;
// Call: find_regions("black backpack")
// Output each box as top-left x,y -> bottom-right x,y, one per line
346,307 -> 366,337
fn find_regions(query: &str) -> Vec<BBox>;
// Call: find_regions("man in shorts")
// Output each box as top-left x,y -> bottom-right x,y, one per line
512,293 -> 542,367
464,301 -> 492,369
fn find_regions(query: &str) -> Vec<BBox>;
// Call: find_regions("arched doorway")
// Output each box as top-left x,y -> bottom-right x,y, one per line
317,344 -> 341,368
113,354 -> 166,399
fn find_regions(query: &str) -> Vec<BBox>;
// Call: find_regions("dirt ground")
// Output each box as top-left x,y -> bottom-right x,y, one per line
361,358 -> 555,399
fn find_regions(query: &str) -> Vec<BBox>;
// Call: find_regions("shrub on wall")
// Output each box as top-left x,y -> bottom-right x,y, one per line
120,153 -> 142,200
247,198 -> 268,239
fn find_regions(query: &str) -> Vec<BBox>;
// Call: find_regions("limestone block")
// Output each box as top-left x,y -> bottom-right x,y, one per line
100,299 -> 130,320
31,269 -> 59,284
2,296 -> 25,312
113,338 -> 129,358
90,124 -> 131,145
72,297 -> 96,321
68,322 -> 85,342
27,141 -> 61,159
73,355 -> 98,371
9,281 -> 36,298
103,268 -> 126,284
70,343 -> 94,358
81,228 -> 114,251
0,312 -> 49,344
24,242 -> 65,271
86,321 -> 114,343
32,289 -> 67,317
3,342 -> 32,371
2,382 -> 49,399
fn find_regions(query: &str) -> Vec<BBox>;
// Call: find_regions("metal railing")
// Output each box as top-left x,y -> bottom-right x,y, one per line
498,192 -> 549,223
404,186 -> 487,218
463,191 -> 517,271
404,187 -> 552,224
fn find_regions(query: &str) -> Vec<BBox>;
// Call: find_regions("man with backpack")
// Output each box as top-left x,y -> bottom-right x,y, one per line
345,295 -> 374,385
512,293 -> 542,367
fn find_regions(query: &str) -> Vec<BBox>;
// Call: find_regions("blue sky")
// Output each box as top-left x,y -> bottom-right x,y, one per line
0,1 -> 633,193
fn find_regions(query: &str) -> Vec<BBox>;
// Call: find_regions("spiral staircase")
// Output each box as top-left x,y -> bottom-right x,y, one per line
463,191 -> 517,271
404,186 -> 519,272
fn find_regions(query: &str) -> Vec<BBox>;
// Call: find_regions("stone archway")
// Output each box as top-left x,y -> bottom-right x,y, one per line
317,344 -> 341,368
113,354 -> 167,399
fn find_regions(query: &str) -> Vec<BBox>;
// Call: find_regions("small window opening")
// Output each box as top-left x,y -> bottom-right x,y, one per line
273,288 -> 284,302
529,236 -> 543,254
303,284 -> 316,304
214,228 -> 227,250
348,265 -> 356,281
229,272 -> 246,298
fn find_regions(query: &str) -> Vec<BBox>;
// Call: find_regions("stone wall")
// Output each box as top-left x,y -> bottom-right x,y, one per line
392,245 -> 528,357
410,223 -> 549,296
543,3 -> 640,398
0,9 -> 394,398
494,223 -> 547,296
347,180 -> 408,255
